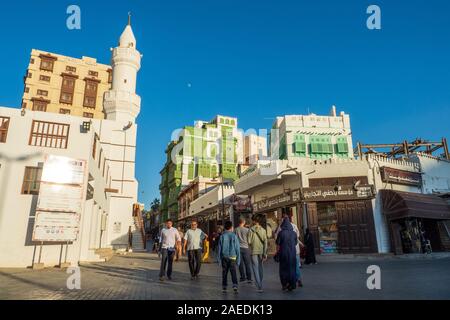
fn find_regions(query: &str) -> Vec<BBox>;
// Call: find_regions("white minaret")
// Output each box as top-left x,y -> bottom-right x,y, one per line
103,14 -> 142,123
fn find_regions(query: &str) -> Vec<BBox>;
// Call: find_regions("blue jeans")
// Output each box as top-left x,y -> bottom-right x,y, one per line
296,254 -> 301,281
251,254 -> 264,290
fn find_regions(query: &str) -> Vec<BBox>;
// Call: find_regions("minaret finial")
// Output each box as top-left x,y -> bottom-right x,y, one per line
128,12 -> 131,26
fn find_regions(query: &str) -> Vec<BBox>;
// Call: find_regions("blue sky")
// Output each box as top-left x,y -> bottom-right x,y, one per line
1,0 -> 449,206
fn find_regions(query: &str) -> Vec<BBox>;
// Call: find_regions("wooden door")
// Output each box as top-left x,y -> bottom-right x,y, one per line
306,202 -> 320,254
337,200 -> 378,253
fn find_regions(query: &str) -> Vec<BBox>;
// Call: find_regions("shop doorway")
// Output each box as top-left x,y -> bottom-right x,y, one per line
316,202 -> 338,253
397,218 -> 443,253
307,200 -> 378,254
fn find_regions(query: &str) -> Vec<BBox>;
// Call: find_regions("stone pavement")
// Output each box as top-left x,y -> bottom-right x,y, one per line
1,251 -> 450,300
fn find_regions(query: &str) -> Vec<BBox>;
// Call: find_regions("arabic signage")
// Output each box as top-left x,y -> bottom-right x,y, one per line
253,189 -> 301,213
380,166 -> 422,187
302,185 -> 375,202
32,155 -> 86,242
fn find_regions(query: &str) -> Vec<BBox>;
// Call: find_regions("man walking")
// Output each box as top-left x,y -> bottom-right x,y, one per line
217,221 -> 241,293
234,218 -> 252,284
183,220 -> 207,280
248,215 -> 268,293
159,219 -> 181,281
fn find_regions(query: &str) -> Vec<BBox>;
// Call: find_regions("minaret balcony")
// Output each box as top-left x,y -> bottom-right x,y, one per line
111,47 -> 141,68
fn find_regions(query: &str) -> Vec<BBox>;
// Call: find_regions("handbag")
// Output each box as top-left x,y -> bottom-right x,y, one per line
273,248 -> 280,263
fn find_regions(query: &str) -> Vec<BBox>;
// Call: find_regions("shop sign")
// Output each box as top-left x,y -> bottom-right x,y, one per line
253,190 -> 299,213
232,195 -> 253,212
380,167 -> 422,186
302,185 -> 375,202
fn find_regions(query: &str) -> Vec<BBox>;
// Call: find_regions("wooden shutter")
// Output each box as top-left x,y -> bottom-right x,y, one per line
306,202 -> 320,254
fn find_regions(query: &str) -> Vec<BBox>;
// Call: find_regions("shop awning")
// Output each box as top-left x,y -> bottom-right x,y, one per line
380,189 -> 450,221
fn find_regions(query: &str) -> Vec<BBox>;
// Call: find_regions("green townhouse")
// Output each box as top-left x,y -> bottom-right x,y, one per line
160,115 -> 251,222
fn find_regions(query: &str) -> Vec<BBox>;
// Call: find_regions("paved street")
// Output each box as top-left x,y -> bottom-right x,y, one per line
1,251 -> 450,300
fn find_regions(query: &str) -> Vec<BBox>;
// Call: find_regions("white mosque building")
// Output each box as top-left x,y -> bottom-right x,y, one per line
0,20 -> 143,267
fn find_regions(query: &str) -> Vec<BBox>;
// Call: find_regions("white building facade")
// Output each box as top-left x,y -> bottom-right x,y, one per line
0,21 -> 142,267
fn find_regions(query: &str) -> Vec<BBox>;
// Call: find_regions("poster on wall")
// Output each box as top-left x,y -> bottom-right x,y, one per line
40,156 -> 86,185
37,184 -> 84,213
32,211 -> 81,242
32,155 -> 86,242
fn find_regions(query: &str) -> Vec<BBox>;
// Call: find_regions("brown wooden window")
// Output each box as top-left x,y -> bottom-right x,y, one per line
37,89 -> 48,96
92,134 -> 99,159
29,120 -> 70,149
39,75 -> 51,82
0,116 -> 10,143
60,75 -> 76,104
83,79 -> 98,108
40,57 -> 55,72
83,112 -> 94,118
22,102 -> 27,109
32,99 -> 49,112
88,70 -> 98,77
24,87 -> 30,93
21,166 -> 42,195
27,71 -> 32,78
98,149 -> 103,168
107,69 -> 113,83
66,66 -> 77,73
30,58 -> 35,64
59,108 -> 71,114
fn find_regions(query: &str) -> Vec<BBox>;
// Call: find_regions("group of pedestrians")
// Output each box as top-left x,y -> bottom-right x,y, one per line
158,219 -> 207,281
157,214 -> 317,293
217,216 -> 268,293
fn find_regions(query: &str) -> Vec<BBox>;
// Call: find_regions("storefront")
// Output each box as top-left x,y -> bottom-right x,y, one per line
302,178 -> 378,254
252,190 -> 302,254
380,189 -> 450,254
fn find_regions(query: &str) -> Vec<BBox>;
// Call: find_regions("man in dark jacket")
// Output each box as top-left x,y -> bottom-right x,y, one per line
217,221 -> 241,293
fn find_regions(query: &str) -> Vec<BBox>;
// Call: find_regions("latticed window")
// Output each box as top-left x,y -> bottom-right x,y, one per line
187,163 -> 195,179
83,79 -> 98,108
40,58 -> 54,72
29,120 -> 70,149
36,89 -> 48,96
32,99 -> 48,112
59,108 -> 71,114
336,136 -> 349,153
292,134 -> 306,155
39,75 -> 51,82
60,75 -> 76,104
0,116 -> 10,143
21,166 -> 42,195
310,136 -> 333,154
66,66 -> 77,73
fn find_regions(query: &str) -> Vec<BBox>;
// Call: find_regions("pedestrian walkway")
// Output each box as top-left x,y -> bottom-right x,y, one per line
1,251 -> 449,300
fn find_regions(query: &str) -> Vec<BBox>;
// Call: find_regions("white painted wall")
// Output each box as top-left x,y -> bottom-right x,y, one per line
0,106 -> 138,267
412,153 -> 450,194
